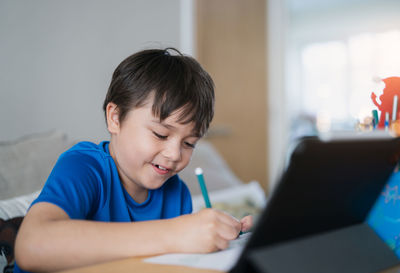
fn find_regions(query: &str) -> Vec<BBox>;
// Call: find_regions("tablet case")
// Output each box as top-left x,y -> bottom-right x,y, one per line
230,135 -> 400,273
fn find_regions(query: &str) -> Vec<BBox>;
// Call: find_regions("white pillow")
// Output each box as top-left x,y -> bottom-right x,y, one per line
0,130 -> 73,199
192,181 -> 267,220
179,140 -> 243,196
0,191 -> 40,220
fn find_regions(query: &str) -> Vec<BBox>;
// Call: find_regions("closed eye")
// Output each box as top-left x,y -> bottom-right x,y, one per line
184,142 -> 196,149
153,131 -> 168,140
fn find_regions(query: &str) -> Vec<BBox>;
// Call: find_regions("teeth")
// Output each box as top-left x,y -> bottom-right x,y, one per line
156,165 -> 168,171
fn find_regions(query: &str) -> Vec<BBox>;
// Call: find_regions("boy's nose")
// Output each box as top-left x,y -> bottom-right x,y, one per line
162,143 -> 182,162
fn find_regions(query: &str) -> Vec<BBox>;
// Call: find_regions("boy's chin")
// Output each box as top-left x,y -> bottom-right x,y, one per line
146,184 -> 164,190
145,176 -> 173,189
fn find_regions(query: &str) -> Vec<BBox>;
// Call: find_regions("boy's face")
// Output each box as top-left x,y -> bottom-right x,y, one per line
107,98 -> 199,199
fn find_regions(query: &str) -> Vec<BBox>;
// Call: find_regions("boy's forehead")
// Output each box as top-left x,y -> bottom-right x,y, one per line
128,93 -> 200,136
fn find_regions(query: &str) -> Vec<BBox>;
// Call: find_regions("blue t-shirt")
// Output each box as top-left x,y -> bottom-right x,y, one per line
15,141 -> 192,273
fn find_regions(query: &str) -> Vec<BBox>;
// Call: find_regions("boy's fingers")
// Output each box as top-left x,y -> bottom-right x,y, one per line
217,211 -> 241,231
240,215 -> 253,232
214,236 -> 230,251
215,217 -> 241,240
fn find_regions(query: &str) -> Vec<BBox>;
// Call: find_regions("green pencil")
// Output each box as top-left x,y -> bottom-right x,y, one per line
195,167 -> 212,208
195,167 -> 243,235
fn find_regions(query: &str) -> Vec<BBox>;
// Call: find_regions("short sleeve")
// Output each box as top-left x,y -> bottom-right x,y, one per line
31,152 -> 104,219
180,179 -> 193,215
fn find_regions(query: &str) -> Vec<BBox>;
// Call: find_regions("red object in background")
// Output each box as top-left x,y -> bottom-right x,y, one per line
371,77 -> 400,129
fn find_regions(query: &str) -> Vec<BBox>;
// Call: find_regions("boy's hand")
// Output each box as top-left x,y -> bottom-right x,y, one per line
174,208 -> 241,253
240,215 -> 253,232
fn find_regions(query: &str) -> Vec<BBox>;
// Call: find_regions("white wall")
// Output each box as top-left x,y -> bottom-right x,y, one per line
285,0 -> 400,123
0,0 -> 183,142
266,0 -> 290,191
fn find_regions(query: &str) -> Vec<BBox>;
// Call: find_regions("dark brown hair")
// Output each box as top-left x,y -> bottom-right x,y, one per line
103,48 -> 215,137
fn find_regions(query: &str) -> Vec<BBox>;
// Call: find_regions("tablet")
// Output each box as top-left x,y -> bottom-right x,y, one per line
230,134 -> 400,272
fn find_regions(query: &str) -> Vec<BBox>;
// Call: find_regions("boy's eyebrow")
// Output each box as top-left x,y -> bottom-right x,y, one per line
160,122 -> 175,130
151,119 -> 200,137
151,120 -> 176,130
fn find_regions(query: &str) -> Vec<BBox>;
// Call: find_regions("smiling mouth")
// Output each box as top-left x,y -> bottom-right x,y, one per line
152,163 -> 171,174
155,164 -> 168,171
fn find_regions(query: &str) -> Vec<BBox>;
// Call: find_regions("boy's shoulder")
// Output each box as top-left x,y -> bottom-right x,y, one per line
53,141 -> 112,178
62,141 -> 110,161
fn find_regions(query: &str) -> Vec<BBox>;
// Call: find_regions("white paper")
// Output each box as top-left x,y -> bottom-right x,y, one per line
144,233 -> 251,271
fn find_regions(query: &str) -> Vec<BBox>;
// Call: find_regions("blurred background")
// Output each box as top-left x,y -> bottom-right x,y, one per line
1,0 -> 400,194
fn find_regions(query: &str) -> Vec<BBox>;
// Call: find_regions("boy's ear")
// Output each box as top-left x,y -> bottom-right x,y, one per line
106,102 -> 120,134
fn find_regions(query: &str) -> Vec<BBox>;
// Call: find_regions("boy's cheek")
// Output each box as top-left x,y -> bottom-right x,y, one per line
176,155 -> 192,172
177,162 -> 190,173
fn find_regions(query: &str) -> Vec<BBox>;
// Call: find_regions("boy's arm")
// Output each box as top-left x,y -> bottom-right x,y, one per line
15,202 -> 241,273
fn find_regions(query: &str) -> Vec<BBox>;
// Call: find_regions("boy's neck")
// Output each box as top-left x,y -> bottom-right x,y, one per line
127,187 -> 149,204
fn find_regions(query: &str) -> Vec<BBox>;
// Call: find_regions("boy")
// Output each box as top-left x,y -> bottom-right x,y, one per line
14,48 -> 252,273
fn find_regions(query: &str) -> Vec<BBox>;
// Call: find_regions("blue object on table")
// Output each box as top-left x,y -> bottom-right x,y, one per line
368,171 -> 400,258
